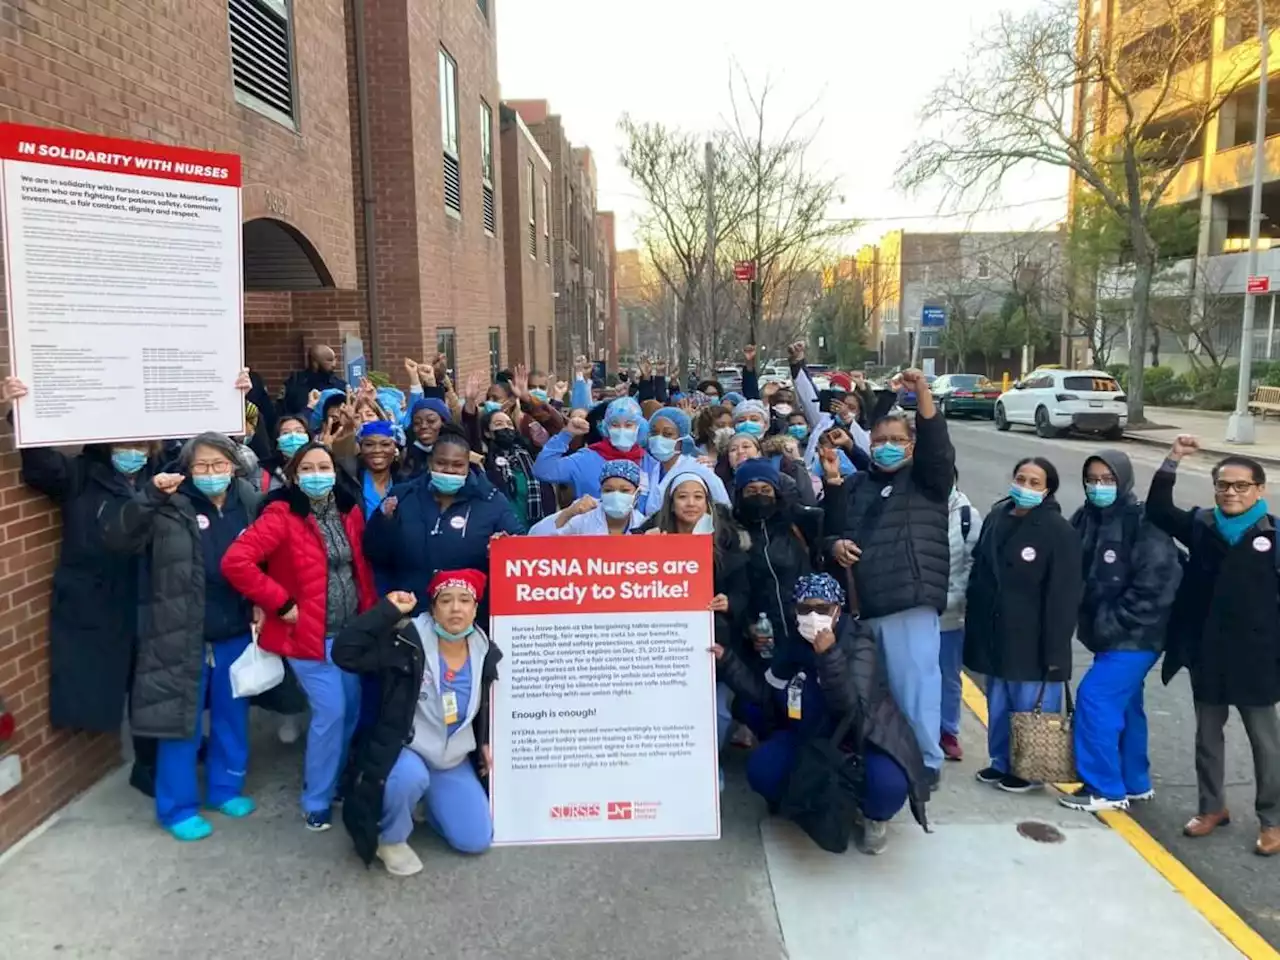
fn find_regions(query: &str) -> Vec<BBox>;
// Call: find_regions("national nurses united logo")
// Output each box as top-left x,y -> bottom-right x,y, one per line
549,803 -> 600,821
607,801 -> 634,821
608,800 -> 661,821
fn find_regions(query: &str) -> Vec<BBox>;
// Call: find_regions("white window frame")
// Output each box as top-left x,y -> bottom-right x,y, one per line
439,48 -> 459,158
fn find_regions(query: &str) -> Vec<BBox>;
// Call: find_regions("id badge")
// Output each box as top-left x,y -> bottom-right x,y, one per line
786,676 -> 804,721
442,690 -> 459,725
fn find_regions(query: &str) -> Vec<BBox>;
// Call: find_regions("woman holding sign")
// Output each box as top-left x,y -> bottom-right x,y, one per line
332,569 -> 500,877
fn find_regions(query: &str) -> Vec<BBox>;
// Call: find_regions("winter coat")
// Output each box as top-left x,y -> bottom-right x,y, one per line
331,599 -> 501,866
280,368 -> 347,416
963,497 -> 1084,682
362,469 -> 523,618
716,613 -> 929,828
1069,450 -> 1181,655
100,478 -> 261,739
733,498 -> 822,650
18,443 -> 158,732
940,490 -> 982,632
823,409 -> 955,620
1147,465 -> 1280,706
220,484 -> 378,661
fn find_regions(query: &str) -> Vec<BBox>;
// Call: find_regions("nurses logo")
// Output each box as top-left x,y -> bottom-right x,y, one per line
549,803 -> 599,821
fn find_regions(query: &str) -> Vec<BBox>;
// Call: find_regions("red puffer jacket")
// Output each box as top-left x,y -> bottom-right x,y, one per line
221,484 -> 378,661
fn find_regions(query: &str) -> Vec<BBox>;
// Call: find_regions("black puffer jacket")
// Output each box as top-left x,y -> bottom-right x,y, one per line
733,498 -> 822,649
101,477 -> 262,739
17,443 -> 158,732
824,410 -> 954,619
717,615 -> 929,828
332,600 -> 501,865
1069,450 -> 1181,654
963,497 -> 1084,682
1148,464 -> 1280,707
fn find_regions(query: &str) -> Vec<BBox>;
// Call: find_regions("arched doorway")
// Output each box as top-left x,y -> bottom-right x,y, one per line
242,217 -> 335,290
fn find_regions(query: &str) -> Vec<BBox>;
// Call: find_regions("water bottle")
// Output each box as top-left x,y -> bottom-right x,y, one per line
755,612 -> 775,660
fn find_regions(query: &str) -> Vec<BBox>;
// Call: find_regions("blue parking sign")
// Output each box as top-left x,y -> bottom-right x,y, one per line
922,306 -> 946,328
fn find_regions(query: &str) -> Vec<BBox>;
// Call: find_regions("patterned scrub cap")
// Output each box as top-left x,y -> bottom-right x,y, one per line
793,573 -> 846,606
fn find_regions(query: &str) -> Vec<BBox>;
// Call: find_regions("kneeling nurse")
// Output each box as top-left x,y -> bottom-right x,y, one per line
332,569 -> 500,876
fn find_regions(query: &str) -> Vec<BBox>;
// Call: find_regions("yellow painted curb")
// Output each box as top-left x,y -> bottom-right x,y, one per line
959,673 -> 1280,960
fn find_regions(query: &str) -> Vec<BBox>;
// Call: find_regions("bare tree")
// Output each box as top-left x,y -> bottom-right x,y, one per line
897,0 -> 1260,421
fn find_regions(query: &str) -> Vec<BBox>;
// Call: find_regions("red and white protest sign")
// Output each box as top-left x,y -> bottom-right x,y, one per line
0,123 -> 244,447
489,535 -> 721,846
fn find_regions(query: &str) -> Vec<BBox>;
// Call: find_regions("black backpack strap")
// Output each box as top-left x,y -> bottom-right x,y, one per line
960,504 -> 972,542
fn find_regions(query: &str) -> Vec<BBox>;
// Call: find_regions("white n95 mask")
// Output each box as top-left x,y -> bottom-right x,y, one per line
796,612 -> 834,641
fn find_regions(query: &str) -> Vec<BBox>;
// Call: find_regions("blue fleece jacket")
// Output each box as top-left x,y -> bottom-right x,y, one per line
532,432 -> 613,499
363,469 -> 524,616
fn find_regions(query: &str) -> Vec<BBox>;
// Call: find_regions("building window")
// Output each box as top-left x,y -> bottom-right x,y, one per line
228,0 -> 297,128
488,327 -> 502,382
527,326 -> 537,369
527,159 -> 537,259
480,100 -> 495,236
977,255 -> 990,280
439,48 -> 461,216
542,180 -> 551,264
436,327 -> 457,383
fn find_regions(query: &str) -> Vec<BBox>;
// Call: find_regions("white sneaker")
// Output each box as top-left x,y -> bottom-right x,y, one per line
277,716 -> 303,745
1127,788 -> 1155,802
376,842 -> 424,877
1058,788 -> 1129,813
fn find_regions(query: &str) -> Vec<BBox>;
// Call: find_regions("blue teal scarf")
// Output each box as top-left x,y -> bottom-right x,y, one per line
1213,499 -> 1269,545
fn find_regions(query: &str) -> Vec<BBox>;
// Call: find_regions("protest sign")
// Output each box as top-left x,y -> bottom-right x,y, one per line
488,534 -> 721,846
0,123 -> 243,447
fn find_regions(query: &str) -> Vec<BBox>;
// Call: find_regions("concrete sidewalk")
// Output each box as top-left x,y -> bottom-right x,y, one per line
1127,405 -> 1280,464
0,697 -> 1254,959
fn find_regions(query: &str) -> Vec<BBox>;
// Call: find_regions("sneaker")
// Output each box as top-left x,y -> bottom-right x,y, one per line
1126,788 -> 1155,802
303,810 -> 332,832
940,732 -> 964,762
215,796 -> 256,819
856,819 -> 888,856
975,766 -> 1004,785
376,842 -> 424,877
997,774 -> 1042,794
168,814 -> 214,842
924,766 -> 941,794
277,716 -> 303,745
1058,787 -> 1129,812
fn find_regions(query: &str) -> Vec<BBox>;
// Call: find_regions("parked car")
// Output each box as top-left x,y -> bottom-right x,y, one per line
762,362 -> 792,387
994,369 -> 1127,439
932,373 -> 1001,419
715,366 -> 743,393
896,373 -> 935,411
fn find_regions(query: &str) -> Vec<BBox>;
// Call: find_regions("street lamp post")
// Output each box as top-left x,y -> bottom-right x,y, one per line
1226,0 -> 1270,444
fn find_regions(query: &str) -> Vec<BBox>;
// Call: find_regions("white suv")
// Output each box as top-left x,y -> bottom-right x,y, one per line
994,369 -> 1128,439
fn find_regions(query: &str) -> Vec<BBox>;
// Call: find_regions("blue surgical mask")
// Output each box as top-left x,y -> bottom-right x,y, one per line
609,426 -> 639,451
430,471 -> 466,495
297,473 -> 335,499
433,621 -> 474,642
647,435 -> 678,461
787,424 -> 809,442
414,440 -> 432,453
1009,484 -> 1046,509
1085,483 -> 1118,508
872,442 -> 907,469
111,450 -> 147,475
693,513 -> 715,535
530,389 -> 549,403
193,474 -> 232,496
483,401 -> 502,414
277,433 -> 308,457
736,420 -> 764,438
601,491 -> 635,519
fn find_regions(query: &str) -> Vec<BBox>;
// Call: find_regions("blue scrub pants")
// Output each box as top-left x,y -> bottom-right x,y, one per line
746,731 -> 910,822
865,606 -> 944,771
155,633 -> 251,828
1073,650 -> 1159,800
939,628 -> 965,738
380,747 -> 493,853
289,637 -> 361,815
986,677 -> 1063,775
716,682 -> 734,749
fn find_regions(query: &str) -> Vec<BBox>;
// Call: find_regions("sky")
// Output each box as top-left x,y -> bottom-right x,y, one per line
496,0 -> 1069,254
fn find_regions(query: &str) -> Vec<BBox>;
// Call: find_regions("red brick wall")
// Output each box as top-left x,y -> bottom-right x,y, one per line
500,108 -> 556,373
0,0 -> 358,850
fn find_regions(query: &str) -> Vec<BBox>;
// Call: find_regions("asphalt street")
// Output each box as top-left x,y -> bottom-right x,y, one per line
946,416 -> 1280,949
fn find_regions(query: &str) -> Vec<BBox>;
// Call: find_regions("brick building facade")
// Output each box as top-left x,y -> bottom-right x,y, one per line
499,104 -> 555,373
0,0 -> 502,851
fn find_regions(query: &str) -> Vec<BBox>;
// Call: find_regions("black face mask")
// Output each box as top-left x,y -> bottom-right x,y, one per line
491,428 -> 518,448
738,493 -> 779,524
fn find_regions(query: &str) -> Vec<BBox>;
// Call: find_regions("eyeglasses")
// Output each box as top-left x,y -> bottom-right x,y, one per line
1214,480 -> 1259,494
190,461 -> 233,476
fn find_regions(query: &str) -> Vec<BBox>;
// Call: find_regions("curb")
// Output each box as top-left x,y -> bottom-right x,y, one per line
1123,430 -> 1280,468
960,674 -> 1280,960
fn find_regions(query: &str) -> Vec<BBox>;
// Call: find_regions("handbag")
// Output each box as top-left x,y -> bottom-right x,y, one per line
230,629 -> 285,699
778,711 -> 865,853
1009,681 -> 1076,783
